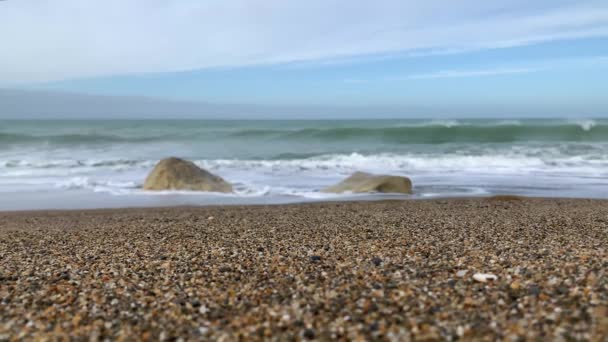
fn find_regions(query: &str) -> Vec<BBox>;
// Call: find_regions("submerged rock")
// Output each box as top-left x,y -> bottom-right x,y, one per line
322,172 -> 412,194
143,157 -> 232,192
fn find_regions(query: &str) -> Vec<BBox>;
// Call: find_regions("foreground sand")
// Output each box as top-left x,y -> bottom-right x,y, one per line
0,198 -> 606,340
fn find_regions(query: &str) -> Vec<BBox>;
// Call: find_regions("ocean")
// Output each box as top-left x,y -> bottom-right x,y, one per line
1,119 -> 608,210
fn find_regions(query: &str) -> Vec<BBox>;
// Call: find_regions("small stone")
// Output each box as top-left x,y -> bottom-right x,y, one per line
473,273 -> 498,283
309,255 -> 322,262
1,197 -> 605,340
456,270 -> 467,277
528,284 -> 541,296
302,328 -> 316,339
371,257 -> 383,266
72,314 -> 82,326
463,297 -> 476,307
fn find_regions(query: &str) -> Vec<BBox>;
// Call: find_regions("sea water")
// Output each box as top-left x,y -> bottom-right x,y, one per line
1,119 -> 608,210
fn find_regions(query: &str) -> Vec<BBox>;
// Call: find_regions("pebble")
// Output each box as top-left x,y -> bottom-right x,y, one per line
456,270 -> 467,277
528,284 -> 541,296
0,198 -> 605,340
371,257 -> 383,266
302,328 -> 316,339
473,273 -> 498,283
309,255 -> 322,262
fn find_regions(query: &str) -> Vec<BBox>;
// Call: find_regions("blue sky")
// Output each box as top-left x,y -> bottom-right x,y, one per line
1,0 -> 608,116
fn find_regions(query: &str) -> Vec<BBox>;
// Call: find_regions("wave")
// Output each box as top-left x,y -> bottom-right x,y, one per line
201,152 -> 608,175
0,159 -> 154,169
228,121 -> 608,144
496,120 -> 522,126
570,119 -> 596,131
393,120 -> 462,128
52,176 -> 276,197
2,120 -> 608,146
0,132 -> 174,146
55,177 -> 139,191
3,151 -> 608,201
4,144 -> 608,174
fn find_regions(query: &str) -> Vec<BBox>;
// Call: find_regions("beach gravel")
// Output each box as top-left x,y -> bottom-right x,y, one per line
0,198 -> 607,340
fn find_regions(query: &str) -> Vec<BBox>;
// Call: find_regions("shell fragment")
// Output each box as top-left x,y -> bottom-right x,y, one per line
473,273 -> 498,283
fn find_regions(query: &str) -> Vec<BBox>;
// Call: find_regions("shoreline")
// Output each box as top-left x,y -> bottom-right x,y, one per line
3,194 -> 608,214
1,197 -> 606,339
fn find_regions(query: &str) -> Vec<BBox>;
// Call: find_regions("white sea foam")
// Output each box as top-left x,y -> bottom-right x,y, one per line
428,120 -> 460,127
572,119 -> 596,131
0,158 -> 153,170
54,177 -> 139,192
3,119 -> 608,210
199,152 -> 608,175
3,151 -> 608,189
392,119 -> 462,128
495,120 -> 522,126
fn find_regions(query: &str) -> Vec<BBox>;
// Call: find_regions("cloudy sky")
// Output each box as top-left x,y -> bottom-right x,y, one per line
1,0 -> 608,116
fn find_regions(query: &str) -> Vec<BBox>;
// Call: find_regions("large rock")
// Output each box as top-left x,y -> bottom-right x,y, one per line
322,171 -> 412,194
143,157 -> 232,192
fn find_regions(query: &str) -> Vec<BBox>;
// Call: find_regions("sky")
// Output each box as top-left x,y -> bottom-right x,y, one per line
1,0 -> 608,118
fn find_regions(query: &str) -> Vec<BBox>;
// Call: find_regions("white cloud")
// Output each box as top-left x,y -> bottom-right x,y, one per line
1,0 -> 607,83
406,67 -> 539,80
342,55 -> 608,82
406,55 -> 608,80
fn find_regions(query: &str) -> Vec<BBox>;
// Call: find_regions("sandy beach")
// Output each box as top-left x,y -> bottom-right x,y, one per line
1,198 -> 606,340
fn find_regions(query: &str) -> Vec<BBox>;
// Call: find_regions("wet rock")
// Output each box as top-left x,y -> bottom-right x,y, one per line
322,172 -> 412,194
143,157 -> 232,192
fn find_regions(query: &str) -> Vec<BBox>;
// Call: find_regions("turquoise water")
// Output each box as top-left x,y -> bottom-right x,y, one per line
1,119 -> 608,209
2,118 -> 608,149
